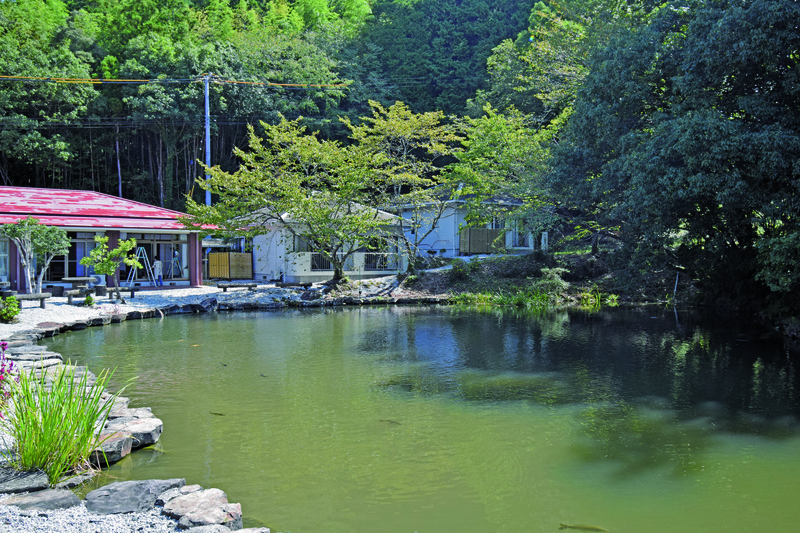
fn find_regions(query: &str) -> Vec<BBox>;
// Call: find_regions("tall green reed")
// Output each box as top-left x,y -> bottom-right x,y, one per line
1,364 -> 130,486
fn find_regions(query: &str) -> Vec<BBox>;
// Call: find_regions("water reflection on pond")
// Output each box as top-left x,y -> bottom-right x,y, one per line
47,305 -> 800,533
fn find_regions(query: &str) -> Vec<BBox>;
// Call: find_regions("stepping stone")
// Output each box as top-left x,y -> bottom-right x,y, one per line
0,467 -> 49,494
156,484 -> 203,505
85,478 -> 185,514
103,417 -> 163,448
0,489 -> 80,510
91,431 -> 134,466
162,488 -> 243,530
108,407 -> 156,420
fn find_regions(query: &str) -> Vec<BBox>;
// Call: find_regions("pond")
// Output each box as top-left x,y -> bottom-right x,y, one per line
45,305 -> 800,533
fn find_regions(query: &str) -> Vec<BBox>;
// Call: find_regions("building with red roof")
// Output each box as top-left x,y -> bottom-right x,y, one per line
0,186 -> 203,292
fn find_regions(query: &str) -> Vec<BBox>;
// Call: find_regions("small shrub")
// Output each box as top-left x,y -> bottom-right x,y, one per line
0,295 -> 20,323
579,286 -> 603,309
494,290 -> 550,309
448,259 -> 471,282
532,267 -> 569,295
83,293 -> 95,307
404,274 -> 422,286
452,292 -> 494,305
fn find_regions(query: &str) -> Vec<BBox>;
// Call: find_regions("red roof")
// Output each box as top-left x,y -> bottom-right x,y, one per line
0,186 -> 195,231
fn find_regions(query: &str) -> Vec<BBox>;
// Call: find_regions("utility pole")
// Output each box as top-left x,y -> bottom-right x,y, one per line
204,74 -> 211,206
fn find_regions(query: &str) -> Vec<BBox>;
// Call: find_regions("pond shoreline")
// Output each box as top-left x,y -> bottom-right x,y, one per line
0,276 -> 447,339
0,284 -> 449,531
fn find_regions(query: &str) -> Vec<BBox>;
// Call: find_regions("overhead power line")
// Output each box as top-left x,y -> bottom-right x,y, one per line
0,73 -> 350,89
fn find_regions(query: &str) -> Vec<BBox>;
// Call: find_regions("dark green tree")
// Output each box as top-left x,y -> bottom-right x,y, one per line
550,0 -> 800,316
365,0 -> 532,114
0,0 -> 97,188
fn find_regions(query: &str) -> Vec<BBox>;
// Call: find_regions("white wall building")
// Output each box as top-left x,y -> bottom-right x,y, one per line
402,199 -> 543,258
251,217 -> 409,284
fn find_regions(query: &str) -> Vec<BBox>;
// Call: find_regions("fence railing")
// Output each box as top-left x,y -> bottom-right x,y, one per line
311,253 -> 332,271
364,253 -> 389,271
309,252 -> 398,272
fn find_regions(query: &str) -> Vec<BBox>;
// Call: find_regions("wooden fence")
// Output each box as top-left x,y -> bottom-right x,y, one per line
208,253 -> 252,279
459,228 -> 504,255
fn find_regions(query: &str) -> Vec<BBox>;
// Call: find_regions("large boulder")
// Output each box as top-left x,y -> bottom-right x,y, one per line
91,431 -> 134,466
0,489 -> 80,510
103,417 -> 163,448
162,488 -> 243,530
199,298 -> 219,313
85,478 -> 185,514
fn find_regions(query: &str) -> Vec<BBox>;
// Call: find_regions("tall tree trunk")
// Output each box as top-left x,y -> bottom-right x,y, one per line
0,156 -> 11,185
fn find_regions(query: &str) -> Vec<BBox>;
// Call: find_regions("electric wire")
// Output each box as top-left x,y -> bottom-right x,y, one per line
0,73 -> 350,88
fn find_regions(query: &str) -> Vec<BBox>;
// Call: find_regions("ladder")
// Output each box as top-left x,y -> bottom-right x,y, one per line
167,253 -> 181,278
125,247 -> 156,287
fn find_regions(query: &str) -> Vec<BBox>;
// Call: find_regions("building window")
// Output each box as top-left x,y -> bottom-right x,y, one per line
293,235 -> 314,252
123,234 -> 189,280
47,233 -> 99,281
0,239 -> 8,281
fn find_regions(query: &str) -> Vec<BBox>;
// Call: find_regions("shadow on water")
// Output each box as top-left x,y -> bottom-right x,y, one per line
45,304 -> 800,532
371,305 -> 800,478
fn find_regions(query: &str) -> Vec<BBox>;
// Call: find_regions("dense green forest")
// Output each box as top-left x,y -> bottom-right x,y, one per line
0,0 -> 533,205
1,0 -> 799,320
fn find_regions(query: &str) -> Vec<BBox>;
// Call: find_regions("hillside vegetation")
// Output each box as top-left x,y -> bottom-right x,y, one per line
1,0 -> 797,322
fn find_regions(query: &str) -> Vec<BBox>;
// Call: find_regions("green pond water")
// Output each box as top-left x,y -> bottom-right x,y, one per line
45,305 -> 800,533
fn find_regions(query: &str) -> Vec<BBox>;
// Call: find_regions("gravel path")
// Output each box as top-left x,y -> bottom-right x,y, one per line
0,285 -> 220,340
0,502 -> 182,533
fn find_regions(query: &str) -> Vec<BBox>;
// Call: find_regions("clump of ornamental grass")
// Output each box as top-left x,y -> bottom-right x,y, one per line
0,363 -> 131,486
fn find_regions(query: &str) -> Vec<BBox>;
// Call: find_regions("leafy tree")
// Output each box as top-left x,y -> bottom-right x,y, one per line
468,0 -> 657,119
550,0 -> 800,316
204,0 -> 236,42
0,0 -> 97,188
452,103 -> 560,231
79,236 -> 142,302
343,100 -> 462,267
185,115 -> 397,281
1,217 -> 71,294
95,0 -> 199,57
366,0 -> 532,114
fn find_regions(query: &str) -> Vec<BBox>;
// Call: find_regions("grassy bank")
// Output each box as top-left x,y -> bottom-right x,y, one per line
398,249 -> 686,308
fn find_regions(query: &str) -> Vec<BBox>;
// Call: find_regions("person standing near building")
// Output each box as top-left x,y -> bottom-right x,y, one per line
153,255 -> 164,286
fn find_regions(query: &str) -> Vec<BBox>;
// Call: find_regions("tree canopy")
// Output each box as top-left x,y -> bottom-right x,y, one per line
184,115 -> 396,280
549,0 -> 800,316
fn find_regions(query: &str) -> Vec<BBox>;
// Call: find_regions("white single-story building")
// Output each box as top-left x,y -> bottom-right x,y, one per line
250,208 -> 410,284
402,197 -> 546,258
